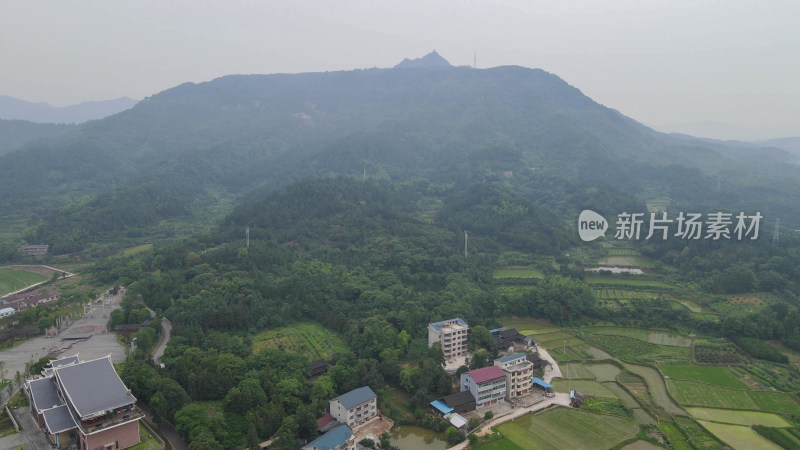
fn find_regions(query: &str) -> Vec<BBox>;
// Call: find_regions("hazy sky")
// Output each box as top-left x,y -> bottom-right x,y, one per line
2,0 -> 798,140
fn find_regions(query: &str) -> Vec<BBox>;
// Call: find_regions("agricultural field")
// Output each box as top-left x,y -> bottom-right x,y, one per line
498,317 -> 560,335
711,292 -> 790,315
584,327 -> 693,347
672,298 -> 713,313
121,243 -> 153,256
658,421 -> 692,450
596,255 -> 656,268
489,407 -> 639,450
685,407 -> 791,427
251,322 -> 346,359
673,416 -> 725,449
693,338 -> 748,365
493,266 -> 545,279
0,266 -> 47,295
698,421 -> 781,450
552,380 -> 616,398
580,333 -> 691,364
585,277 -> 675,289
659,365 -> 749,389
623,363 -> 687,416
667,379 -> 800,415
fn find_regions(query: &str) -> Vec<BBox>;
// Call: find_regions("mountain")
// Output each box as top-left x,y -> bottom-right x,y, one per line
0,119 -> 75,156
757,137 -> 800,155
3,54 -> 799,253
0,95 -> 139,124
394,50 -> 453,69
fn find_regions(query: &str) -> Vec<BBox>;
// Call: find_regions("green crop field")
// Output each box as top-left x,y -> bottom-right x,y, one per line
252,322 -> 346,359
608,248 -> 641,256
660,365 -> 749,389
0,267 -> 47,295
685,407 -> 791,427
552,380 -> 617,398
667,379 -> 800,415
658,422 -> 692,450
586,363 -> 621,381
499,317 -> 560,335
693,338 -> 748,365
122,243 -> 153,256
584,327 -> 693,347
594,289 -> 661,300
699,421 -> 781,450
493,407 -> 638,450
586,277 -> 675,289
493,266 -> 545,279
580,333 -> 691,364
624,363 -> 687,416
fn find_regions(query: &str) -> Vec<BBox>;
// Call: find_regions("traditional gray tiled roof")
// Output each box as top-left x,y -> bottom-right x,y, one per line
42,405 -> 78,434
334,386 -> 376,410
28,377 -> 62,413
50,355 -> 79,368
55,357 -> 136,418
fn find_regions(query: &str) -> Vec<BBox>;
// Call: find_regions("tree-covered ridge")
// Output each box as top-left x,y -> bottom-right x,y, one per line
5,61 -> 800,255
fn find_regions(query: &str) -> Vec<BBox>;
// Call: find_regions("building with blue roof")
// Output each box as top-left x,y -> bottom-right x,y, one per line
303,424 -> 354,450
330,386 -> 377,429
428,318 -> 469,361
494,353 -> 533,400
429,399 -> 454,416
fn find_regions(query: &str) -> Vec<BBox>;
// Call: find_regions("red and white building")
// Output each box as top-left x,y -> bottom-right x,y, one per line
460,366 -> 507,409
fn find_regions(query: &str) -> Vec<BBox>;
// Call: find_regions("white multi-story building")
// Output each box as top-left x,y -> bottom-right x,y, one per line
428,318 -> 469,361
494,353 -> 534,399
460,365 -> 507,409
329,386 -> 377,429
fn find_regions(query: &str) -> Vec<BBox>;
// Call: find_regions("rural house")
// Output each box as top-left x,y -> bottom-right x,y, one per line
329,386 -> 377,429
428,318 -> 469,361
494,353 -> 534,399
460,365 -> 507,408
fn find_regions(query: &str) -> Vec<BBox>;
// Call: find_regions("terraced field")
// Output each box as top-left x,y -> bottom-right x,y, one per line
660,365 -> 748,389
585,277 -> 675,289
667,379 -> 800,415
490,407 -> 639,450
584,327 -> 693,347
685,408 -> 791,427
699,421 -> 780,450
493,266 -> 545,279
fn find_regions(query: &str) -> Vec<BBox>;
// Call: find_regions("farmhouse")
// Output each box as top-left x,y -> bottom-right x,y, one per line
428,318 -> 469,361
494,353 -> 534,399
491,327 -> 535,353
329,386 -> 377,429
310,359 -> 331,378
0,307 -> 16,319
303,424 -> 354,450
461,365 -> 507,408
2,290 -> 60,310
20,244 -> 49,256
25,356 -> 142,450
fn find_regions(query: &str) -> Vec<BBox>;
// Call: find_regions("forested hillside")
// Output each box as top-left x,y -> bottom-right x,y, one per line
4,54 -> 800,255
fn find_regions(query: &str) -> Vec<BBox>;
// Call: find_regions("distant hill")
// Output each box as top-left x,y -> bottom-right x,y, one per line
4,53 -> 800,253
0,119 -> 75,155
757,137 -> 800,155
0,95 -> 138,124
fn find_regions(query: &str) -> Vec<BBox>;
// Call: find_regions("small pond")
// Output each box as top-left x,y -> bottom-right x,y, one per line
389,425 -> 449,450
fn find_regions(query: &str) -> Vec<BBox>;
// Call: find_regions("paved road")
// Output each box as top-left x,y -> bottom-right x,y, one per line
0,407 -> 51,450
138,402 -> 188,450
152,317 -> 172,363
538,347 -> 562,383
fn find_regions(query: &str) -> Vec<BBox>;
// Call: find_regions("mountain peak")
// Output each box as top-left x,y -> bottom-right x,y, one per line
393,51 -> 452,69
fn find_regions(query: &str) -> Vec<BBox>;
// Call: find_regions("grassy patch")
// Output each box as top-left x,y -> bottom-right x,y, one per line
0,267 -> 47,295
658,421 -> 692,450
122,243 -> 153,257
667,379 -> 800,415
475,438 -> 525,449
493,267 -> 545,279
699,420 -> 781,449
251,322 -> 346,359
686,407 -> 791,427
498,317 -> 560,335
660,365 -> 749,389
494,407 -> 638,450
580,397 -> 633,418
128,422 -> 163,450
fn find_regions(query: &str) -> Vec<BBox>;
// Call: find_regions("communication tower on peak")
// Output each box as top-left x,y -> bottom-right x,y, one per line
772,219 -> 780,245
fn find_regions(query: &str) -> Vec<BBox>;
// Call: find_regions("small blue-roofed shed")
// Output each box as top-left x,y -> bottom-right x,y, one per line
303,424 -> 353,450
532,377 -> 552,389
430,399 -> 454,416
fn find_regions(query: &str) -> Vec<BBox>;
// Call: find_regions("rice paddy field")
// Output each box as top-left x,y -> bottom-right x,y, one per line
0,266 -> 47,295
552,380 -> 616,398
698,421 -> 781,450
685,408 -> 792,427
580,333 -> 691,364
667,379 -> 800,415
659,365 -> 749,389
488,407 -> 639,450
584,327 -> 693,347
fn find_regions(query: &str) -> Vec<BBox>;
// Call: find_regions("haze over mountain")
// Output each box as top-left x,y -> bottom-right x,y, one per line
0,95 -> 139,124
2,52 -> 798,253
0,119 -> 75,156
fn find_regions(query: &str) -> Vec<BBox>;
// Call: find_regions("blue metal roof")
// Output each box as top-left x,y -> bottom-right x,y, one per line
489,328 -> 500,334
304,425 -> 353,450
496,352 -> 526,363
334,386 -> 376,410
532,377 -> 552,389
430,400 -> 454,415
429,318 -> 468,332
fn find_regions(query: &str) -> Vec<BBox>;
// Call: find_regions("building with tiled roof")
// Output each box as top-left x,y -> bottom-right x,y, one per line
460,365 -> 507,408
329,386 -> 377,429
25,355 -> 142,449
